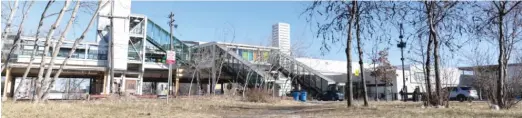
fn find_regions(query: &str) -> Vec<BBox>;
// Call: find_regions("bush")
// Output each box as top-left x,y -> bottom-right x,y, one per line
245,88 -> 272,103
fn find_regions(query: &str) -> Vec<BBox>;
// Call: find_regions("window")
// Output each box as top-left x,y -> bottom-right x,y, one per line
460,87 -> 471,91
126,80 -> 136,90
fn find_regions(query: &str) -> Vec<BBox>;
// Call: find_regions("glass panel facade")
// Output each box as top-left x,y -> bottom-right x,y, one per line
146,20 -> 190,64
248,51 -> 253,61
263,51 -> 269,62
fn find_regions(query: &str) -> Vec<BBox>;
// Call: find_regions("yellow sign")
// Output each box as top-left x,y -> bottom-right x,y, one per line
355,69 -> 360,76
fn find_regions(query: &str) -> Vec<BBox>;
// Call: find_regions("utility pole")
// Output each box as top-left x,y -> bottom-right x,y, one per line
397,23 -> 407,102
167,12 -> 175,102
109,0 -> 115,94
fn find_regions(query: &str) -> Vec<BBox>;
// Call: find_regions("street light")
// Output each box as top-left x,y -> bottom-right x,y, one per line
397,23 -> 407,102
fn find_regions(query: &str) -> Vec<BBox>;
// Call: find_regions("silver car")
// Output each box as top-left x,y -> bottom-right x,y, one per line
446,86 -> 479,102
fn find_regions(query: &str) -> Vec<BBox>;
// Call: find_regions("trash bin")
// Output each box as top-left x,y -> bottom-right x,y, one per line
300,91 -> 307,102
291,91 -> 300,101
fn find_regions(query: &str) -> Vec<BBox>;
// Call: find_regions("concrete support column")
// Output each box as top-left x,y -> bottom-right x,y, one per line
175,69 -> 180,97
2,68 -> 12,101
103,72 -> 110,95
220,82 -> 224,95
137,73 -> 143,95
206,83 -> 210,95
210,45 -> 217,94
120,75 -> 126,94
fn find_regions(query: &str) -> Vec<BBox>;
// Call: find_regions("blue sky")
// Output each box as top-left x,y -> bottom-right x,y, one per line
131,1 -> 410,65
4,1 -> 485,67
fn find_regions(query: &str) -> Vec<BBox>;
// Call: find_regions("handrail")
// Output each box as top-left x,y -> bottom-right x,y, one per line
145,36 -> 167,52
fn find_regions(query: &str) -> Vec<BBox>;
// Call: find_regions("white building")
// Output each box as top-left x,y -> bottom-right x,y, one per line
387,65 -> 461,100
292,59 -> 462,100
271,22 -> 291,55
295,57 -> 370,82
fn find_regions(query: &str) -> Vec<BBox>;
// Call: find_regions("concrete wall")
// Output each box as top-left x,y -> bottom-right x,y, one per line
97,0 -> 132,70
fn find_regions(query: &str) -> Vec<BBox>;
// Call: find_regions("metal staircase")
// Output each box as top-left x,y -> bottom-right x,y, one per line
194,43 -> 275,87
144,19 -> 334,98
270,50 -> 336,98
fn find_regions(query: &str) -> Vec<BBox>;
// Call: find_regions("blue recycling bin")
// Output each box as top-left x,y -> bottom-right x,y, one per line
299,91 -> 307,102
291,91 -> 300,101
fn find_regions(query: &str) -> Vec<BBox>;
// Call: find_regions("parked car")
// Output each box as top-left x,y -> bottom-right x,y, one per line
445,86 -> 478,102
320,90 -> 344,101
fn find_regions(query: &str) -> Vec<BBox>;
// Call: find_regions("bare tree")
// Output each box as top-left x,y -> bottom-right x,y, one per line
394,1 -> 468,106
471,1 -> 522,109
354,4 -> 369,106
19,1 -> 54,102
368,41 -> 379,101
289,37 -> 310,58
464,42 -> 496,104
34,0 -> 70,103
303,1 -> 393,107
242,70 -> 254,98
0,0 -> 18,43
0,0 -> 19,73
214,24 -> 236,95
439,51 -> 459,107
373,48 -> 395,101
41,1 -> 83,101
48,0 -> 105,101
303,0 -> 359,107
188,45 -> 213,96
9,0 -> 35,102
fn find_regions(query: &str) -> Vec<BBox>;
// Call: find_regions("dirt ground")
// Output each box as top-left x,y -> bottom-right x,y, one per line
2,96 -> 522,118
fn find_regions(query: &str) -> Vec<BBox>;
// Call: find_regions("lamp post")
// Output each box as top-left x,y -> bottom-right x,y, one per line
397,23 -> 407,102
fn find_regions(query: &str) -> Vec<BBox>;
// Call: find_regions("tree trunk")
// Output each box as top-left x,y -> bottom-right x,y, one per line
496,3 -> 506,108
0,0 -> 18,39
423,1 -> 434,106
374,63 -> 378,101
384,76 -> 388,101
188,69 -> 197,96
41,0 -> 80,101
425,32 -> 433,106
34,0 -> 71,103
12,1 -> 35,102
355,7 -> 369,106
345,1 -> 356,107
0,0 -> 19,73
427,1 -> 442,106
242,71 -> 253,98
197,72 -> 201,95
20,1 -> 53,102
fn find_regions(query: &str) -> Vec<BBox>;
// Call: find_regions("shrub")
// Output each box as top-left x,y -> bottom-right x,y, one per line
245,88 -> 272,103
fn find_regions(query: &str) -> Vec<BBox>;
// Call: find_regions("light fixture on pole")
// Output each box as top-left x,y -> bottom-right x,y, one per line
397,23 -> 407,102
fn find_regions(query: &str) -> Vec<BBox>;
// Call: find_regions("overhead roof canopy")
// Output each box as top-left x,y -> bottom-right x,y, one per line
458,63 -> 522,71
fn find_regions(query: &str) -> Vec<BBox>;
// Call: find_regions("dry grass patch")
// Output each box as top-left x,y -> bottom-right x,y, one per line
296,101 -> 522,118
3,98 -> 522,118
2,96 -> 303,118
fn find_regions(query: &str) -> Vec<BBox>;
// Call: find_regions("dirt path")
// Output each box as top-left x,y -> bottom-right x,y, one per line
219,101 -> 341,117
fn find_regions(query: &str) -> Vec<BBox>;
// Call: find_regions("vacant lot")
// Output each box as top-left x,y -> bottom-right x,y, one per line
2,97 -> 522,118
